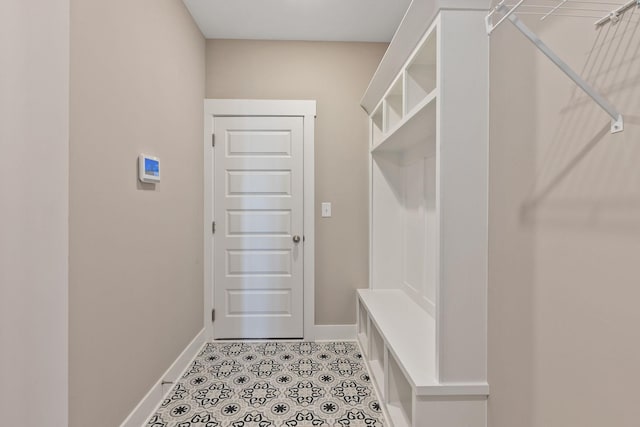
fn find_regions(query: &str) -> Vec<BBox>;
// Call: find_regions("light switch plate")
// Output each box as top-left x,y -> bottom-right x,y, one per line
321,202 -> 332,217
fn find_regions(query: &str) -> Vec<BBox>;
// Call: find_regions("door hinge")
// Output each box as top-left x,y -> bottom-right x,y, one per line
212,134 -> 215,147
211,309 -> 215,323
212,221 -> 216,234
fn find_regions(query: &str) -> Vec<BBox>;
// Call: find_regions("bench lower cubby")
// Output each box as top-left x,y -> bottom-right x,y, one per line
357,290 -> 488,427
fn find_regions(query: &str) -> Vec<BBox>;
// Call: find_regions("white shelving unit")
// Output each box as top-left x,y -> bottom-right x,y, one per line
359,1 -> 491,426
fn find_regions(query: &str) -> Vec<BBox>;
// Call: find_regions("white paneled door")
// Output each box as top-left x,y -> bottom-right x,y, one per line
213,116 -> 304,339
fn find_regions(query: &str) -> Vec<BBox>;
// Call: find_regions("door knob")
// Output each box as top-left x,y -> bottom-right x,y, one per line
293,235 -> 301,243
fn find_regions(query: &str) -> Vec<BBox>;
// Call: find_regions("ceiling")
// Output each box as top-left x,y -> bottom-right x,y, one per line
182,0 -> 412,42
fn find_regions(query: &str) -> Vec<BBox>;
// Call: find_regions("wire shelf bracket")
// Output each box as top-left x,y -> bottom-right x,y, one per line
595,0 -> 640,27
486,1 -> 625,133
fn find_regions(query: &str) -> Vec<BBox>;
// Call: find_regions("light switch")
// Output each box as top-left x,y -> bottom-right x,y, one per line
321,202 -> 332,218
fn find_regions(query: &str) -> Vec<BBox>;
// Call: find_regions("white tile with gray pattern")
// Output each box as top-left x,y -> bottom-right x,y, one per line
146,341 -> 386,427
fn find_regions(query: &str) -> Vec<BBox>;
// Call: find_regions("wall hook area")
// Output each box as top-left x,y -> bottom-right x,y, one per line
486,0 -> 626,134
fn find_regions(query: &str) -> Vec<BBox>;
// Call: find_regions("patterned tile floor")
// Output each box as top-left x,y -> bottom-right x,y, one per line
146,341 -> 386,427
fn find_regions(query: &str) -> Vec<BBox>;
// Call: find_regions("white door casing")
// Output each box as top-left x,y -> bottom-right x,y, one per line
204,99 -> 316,340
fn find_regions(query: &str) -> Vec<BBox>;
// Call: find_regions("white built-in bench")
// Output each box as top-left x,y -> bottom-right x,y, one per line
357,290 -> 489,427
359,289 -> 490,396
358,290 -> 435,391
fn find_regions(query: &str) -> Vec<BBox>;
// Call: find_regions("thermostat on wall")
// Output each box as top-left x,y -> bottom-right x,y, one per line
138,154 -> 160,183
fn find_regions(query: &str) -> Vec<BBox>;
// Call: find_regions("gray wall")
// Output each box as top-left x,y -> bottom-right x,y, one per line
69,1 -> 205,426
0,1 -> 69,426
489,14 -> 640,427
206,39 -> 387,325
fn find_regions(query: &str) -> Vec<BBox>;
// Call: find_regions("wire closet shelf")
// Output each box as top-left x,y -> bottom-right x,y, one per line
488,0 -> 640,26
486,0 -> 639,133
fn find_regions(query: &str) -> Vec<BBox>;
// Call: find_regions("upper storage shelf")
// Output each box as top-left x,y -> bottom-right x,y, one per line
360,0 -> 443,114
406,31 -> 437,114
372,89 -> 436,158
370,21 -> 438,156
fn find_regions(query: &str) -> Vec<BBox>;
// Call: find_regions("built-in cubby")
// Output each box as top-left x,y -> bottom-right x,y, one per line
358,2 -> 490,426
369,323 -> 386,395
371,148 -> 437,315
388,354 -> 413,427
384,76 -> 404,132
371,91 -> 436,157
405,30 -> 437,114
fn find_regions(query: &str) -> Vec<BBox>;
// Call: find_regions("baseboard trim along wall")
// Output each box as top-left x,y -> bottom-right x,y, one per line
313,324 -> 357,341
119,329 -> 206,427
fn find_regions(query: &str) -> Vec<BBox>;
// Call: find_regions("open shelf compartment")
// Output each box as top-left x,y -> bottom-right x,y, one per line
384,75 -> 404,132
387,353 -> 413,427
371,89 -> 436,159
369,322 -> 386,397
405,28 -> 437,114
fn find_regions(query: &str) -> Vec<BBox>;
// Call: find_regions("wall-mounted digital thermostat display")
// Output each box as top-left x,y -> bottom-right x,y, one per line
138,154 -> 160,183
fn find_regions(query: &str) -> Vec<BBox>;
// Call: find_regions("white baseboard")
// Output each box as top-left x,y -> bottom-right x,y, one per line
119,328 -> 206,427
313,324 -> 357,341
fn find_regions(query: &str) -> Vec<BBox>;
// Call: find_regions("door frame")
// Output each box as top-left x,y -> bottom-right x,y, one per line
203,99 -> 316,341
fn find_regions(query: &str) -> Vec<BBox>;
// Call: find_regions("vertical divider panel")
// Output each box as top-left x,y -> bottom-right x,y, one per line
384,76 -> 405,131
357,299 -> 369,357
383,345 -> 389,403
372,104 -> 384,146
436,9 -> 488,385
369,323 -> 386,395
367,316 -> 372,356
